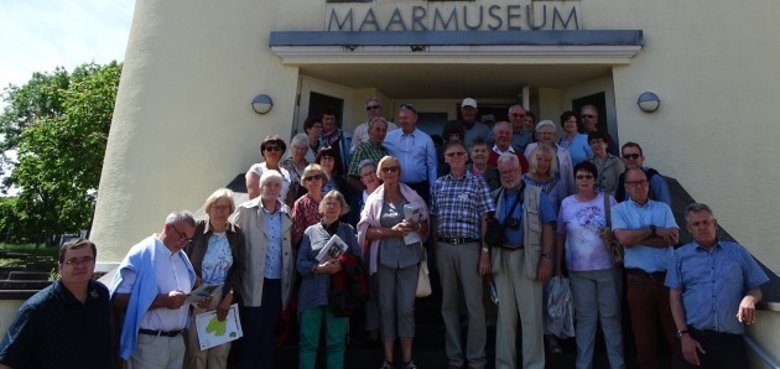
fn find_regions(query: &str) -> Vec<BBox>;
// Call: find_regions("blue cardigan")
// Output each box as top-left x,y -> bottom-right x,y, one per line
109,235 -> 195,360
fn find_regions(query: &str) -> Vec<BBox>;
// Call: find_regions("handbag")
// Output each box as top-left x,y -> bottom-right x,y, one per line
601,193 -> 624,265
416,247 -> 432,298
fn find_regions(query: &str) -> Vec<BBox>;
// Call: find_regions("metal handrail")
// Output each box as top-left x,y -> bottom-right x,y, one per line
745,334 -> 780,369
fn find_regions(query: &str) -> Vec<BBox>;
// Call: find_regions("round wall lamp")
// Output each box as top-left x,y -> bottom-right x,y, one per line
637,92 -> 660,113
251,94 -> 274,115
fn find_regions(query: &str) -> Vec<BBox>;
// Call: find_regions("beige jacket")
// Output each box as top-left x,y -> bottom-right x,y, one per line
232,197 -> 295,309
490,185 -> 543,279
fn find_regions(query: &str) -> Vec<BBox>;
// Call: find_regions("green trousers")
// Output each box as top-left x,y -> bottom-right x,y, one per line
299,306 -> 348,369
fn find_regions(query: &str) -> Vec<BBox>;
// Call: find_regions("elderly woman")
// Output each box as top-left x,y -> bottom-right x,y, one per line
587,131 -> 624,195
524,120 -> 575,195
467,138 -> 500,191
249,135 -> 294,205
184,188 -> 244,369
281,133 -> 310,201
292,164 -> 329,247
557,111 -> 592,165
297,190 -> 362,369
316,145 -> 346,195
233,171 -> 294,369
555,161 -> 624,369
357,156 -> 429,369
523,143 -> 569,211
304,117 -> 323,163
348,159 -> 381,227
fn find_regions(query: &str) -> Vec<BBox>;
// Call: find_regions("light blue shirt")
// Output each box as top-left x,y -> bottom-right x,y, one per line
462,121 -> 491,147
383,128 -> 438,188
261,207 -> 283,279
202,232 -> 233,285
611,199 -> 677,273
558,133 -> 593,165
665,240 -> 769,334
498,188 -> 556,247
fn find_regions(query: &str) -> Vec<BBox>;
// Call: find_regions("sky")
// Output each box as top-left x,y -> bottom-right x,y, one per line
0,0 -> 135,91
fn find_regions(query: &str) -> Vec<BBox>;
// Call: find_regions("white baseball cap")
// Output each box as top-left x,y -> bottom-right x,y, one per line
461,98 -> 478,109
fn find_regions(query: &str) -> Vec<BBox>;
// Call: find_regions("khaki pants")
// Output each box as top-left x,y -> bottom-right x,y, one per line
184,291 -> 231,369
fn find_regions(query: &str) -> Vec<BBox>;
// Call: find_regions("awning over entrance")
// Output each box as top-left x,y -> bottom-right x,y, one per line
270,30 -> 643,65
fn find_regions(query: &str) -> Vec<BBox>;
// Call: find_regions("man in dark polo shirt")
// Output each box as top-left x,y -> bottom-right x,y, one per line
0,239 -> 110,369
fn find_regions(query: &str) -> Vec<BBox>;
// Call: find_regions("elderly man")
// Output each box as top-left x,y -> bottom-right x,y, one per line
487,121 -> 529,172
347,116 -> 390,191
612,168 -> 681,369
615,141 -> 671,206
319,106 -> 351,177
491,153 -> 555,369
459,98 -> 491,146
383,103 -> 438,204
580,105 -> 618,156
508,104 -> 533,152
110,211 -> 197,369
666,203 -> 769,369
351,97 -> 397,150
0,239 -> 109,369
431,140 -> 494,369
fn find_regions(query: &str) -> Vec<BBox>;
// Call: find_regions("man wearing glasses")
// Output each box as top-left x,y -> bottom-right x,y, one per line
508,104 -> 533,152
614,141 -> 672,206
580,105 -> 618,156
0,239 -> 109,369
347,117 -> 390,192
110,211 -> 197,369
431,141 -> 494,369
351,97 -> 398,151
612,168 -> 681,369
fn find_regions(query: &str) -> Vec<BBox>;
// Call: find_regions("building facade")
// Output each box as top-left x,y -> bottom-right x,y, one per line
91,0 -> 780,272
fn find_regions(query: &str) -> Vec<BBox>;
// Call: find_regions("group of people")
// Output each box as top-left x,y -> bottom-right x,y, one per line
0,97 -> 769,369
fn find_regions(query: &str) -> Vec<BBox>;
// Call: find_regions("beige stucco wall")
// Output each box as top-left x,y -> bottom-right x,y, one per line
92,0 -> 780,272
597,1 -> 780,271
747,309 -> 780,368
91,0 -> 301,262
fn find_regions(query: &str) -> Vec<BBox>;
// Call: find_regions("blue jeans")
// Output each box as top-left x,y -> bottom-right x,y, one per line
240,279 -> 282,369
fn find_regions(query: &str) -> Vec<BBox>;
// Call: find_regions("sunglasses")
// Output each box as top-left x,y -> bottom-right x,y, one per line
366,105 -> 381,111
171,224 -> 192,244
381,166 -> 400,173
304,176 -> 321,182
575,175 -> 594,180
625,180 -> 648,187
446,151 -> 467,158
581,114 -> 595,118
623,153 -> 641,160
264,146 -> 282,152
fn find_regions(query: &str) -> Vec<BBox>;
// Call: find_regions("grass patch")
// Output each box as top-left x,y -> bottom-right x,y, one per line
0,243 -> 58,258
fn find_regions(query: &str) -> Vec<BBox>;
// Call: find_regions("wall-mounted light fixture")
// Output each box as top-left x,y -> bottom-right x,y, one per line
251,94 -> 274,115
637,92 -> 660,113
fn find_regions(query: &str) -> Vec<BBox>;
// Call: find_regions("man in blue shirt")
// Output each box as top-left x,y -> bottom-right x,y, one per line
0,239 -> 110,369
666,203 -> 769,369
431,141 -> 494,369
613,167 -> 681,369
459,98 -> 491,147
383,103 -> 437,204
491,152 -> 556,369
615,141 -> 672,206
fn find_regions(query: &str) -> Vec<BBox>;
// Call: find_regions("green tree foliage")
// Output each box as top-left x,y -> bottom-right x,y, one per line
0,62 -> 121,245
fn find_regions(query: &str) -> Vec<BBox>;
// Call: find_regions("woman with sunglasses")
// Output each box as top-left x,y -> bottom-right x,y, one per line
292,164 -> 329,247
249,135 -> 294,206
555,161 -> 624,369
357,156 -> 429,369
183,188 -> 244,369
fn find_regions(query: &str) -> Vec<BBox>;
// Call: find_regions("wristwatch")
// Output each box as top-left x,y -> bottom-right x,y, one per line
541,252 -> 552,259
649,224 -> 657,236
677,329 -> 689,338
481,247 -> 489,254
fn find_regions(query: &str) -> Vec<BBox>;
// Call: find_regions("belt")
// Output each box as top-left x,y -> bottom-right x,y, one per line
690,328 -> 741,338
438,237 -> 480,245
498,245 -> 523,251
138,329 -> 182,337
625,268 -> 666,278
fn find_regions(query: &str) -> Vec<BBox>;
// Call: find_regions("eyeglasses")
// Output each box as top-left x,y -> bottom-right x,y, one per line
446,151 -> 467,158
381,166 -> 400,173
625,180 -> 648,187
575,175 -> 594,180
304,175 -> 321,182
63,256 -> 95,266
623,153 -> 641,160
366,105 -> 381,111
360,171 -> 375,179
264,146 -> 282,152
581,114 -> 595,118
171,224 -> 192,244
319,156 -> 334,162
